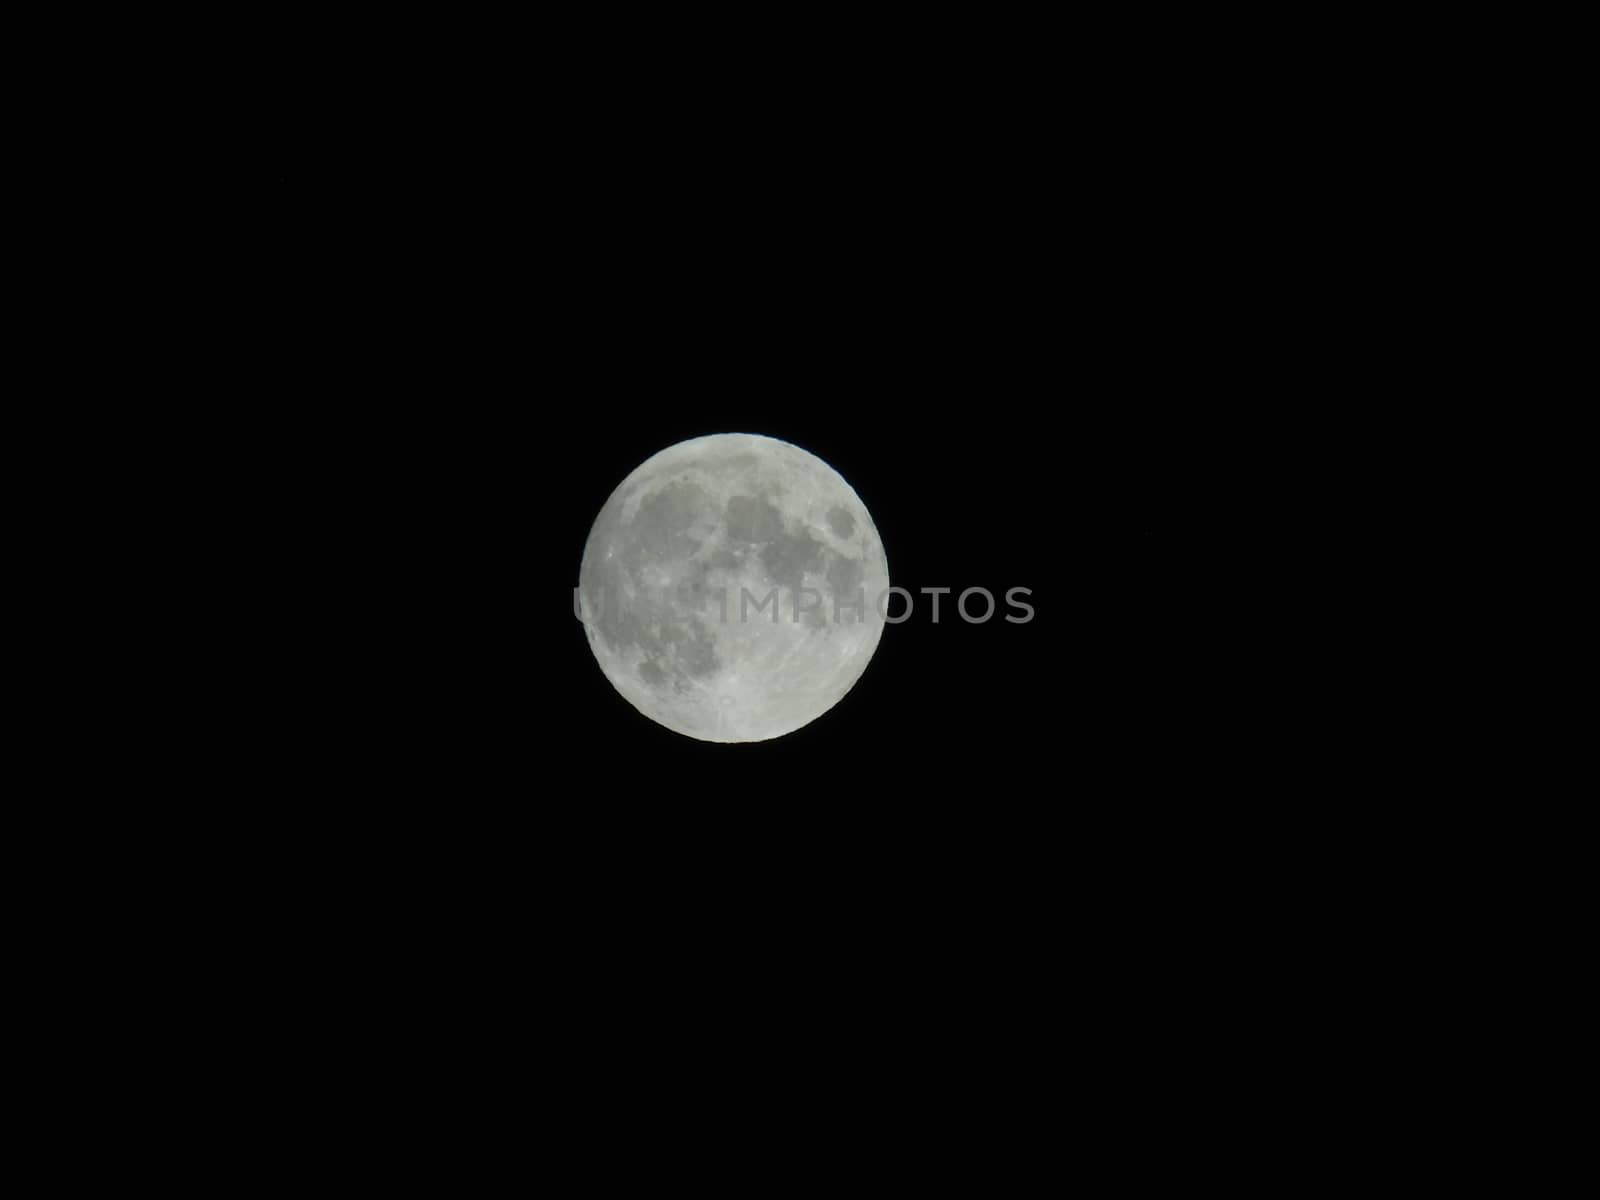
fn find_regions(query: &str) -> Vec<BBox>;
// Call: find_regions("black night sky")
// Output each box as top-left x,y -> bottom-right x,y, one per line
242,54 -> 1310,1141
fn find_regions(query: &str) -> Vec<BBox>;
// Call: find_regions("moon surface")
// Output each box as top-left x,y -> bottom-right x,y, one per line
578,433 -> 889,742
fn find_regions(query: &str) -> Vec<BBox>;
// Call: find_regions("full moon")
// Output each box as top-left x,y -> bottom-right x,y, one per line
578,433 -> 889,742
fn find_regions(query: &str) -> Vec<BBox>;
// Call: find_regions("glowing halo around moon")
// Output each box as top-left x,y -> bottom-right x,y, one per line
578,433 -> 889,742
